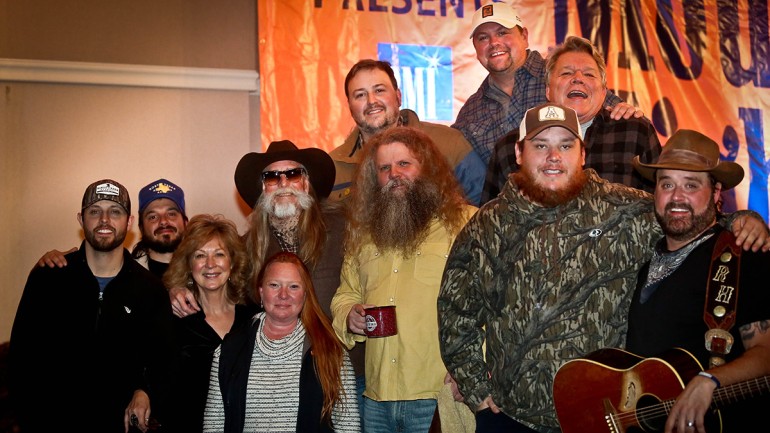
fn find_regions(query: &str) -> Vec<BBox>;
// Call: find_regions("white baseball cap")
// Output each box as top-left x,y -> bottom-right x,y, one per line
470,2 -> 525,39
519,103 -> 583,142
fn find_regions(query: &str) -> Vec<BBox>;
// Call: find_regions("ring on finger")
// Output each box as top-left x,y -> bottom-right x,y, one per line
686,420 -> 695,428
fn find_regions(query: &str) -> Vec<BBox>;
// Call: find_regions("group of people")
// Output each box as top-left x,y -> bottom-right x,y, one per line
7,2 -> 770,433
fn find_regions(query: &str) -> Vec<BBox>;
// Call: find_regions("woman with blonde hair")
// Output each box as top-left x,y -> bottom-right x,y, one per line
163,214 -> 257,433
204,251 -> 360,433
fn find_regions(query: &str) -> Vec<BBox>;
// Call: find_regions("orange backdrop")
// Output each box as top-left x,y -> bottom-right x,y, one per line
258,0 -> 770,219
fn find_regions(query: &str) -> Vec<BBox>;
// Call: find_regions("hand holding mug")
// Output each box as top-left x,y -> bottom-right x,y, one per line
347,303 -> 374,335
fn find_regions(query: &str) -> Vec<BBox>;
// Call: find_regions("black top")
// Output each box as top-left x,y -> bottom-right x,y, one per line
147,257 -> 170,279
165,303 -> 259,433
9,243 -> 175,433
627,226 -> 770,431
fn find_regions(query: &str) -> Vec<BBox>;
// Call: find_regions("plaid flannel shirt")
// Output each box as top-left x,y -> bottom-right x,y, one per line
452,50 -> 548,163
481,109 -> 662,204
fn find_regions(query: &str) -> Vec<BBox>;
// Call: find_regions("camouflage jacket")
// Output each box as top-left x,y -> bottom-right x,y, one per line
437,170 -> 659,431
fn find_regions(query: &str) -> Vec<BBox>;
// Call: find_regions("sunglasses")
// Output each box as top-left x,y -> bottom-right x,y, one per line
261,167 -> 307,186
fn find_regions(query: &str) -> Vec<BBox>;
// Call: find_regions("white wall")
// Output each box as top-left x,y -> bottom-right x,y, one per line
0,0 -> 259,341
0,81 -> 259,341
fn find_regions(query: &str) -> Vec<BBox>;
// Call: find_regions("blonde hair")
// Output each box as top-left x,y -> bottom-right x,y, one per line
163,214 -> 250,305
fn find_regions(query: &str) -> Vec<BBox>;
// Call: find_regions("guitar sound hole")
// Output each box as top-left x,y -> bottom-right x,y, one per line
636,394 -> 667,432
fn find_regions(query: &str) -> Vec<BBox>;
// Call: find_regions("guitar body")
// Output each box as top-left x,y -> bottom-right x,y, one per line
553,347 -> 722,433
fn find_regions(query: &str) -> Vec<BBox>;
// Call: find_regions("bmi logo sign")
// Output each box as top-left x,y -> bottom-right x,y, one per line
378,43 -> 453,122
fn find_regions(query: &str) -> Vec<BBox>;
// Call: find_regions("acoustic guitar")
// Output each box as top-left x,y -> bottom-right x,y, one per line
552,347 -> 770,433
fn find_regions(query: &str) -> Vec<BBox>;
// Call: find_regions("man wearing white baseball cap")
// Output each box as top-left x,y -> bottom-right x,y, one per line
452,1 -> 639,164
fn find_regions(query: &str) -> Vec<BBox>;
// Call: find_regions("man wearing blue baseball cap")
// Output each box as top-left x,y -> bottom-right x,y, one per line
36,178 -> 188,279
132,178 -> 188,277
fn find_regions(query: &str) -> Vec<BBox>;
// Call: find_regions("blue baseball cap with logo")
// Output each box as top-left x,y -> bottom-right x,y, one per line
138,178 -> 186,216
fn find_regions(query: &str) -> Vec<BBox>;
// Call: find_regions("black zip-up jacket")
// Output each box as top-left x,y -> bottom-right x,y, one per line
8,242 -> 175,433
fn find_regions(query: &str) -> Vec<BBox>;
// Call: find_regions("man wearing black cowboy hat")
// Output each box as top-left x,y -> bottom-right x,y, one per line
169,140 -> 366,419
626,129 -> 770,433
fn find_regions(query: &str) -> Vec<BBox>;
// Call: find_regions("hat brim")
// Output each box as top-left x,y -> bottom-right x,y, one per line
521,124 -> 582,143
632,157 -> 744,190
234,147 -> 336,208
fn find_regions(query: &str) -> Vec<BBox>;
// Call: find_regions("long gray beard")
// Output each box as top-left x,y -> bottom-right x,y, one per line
369,178 -> 441,257
258,187 -> 313,219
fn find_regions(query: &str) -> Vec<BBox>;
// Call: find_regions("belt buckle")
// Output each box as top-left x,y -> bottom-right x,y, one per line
705,328 -> 734,354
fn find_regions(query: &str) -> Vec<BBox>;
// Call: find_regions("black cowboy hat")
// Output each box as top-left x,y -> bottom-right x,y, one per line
234,140 -> 336,208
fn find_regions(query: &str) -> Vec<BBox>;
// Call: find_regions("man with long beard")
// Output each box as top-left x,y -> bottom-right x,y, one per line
168,141 -> 369,419
437,104 -> 770,433
36,178 -> 188,279
331,127 -> 477,433
10,179 -> 174,433
625,130 -> 770,433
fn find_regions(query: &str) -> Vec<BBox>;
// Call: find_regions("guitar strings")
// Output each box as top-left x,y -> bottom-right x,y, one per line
608,378 -> 770,425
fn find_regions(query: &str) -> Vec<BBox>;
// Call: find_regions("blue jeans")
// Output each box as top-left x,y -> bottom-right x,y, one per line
362,397 -> 437,433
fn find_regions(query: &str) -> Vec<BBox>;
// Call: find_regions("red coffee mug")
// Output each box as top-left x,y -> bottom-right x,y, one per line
364,306 -> 398,337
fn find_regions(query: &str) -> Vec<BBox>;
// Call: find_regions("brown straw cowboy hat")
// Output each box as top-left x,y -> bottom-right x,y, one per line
234,140 -> 336,208
633,129 -> 744,190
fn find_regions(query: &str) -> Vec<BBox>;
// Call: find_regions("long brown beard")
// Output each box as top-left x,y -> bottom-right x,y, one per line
369,178 -> 441,257
655,199 -> 717,243
512,168 -> 588,207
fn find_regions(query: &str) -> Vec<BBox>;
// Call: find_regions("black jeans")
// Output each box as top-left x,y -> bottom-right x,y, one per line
475,409 -> 543,433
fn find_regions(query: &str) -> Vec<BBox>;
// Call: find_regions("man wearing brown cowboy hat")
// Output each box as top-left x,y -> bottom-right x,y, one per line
626,129 -> 770,433
169,140 -> 366,421
438,104 -> 770,433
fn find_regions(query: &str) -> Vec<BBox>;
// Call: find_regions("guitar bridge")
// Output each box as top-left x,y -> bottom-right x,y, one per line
603,399 -> 620,433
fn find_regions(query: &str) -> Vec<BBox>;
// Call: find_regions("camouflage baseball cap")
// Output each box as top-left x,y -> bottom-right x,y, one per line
81,179 -> 131,214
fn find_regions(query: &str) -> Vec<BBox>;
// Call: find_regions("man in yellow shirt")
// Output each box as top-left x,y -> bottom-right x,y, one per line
331,126 -> 477,433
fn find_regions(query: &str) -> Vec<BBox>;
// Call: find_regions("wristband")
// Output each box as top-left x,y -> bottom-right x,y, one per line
698,371 -> 721,388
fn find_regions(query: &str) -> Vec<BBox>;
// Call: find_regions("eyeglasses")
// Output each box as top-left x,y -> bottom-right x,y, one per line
261,167 -> 307,186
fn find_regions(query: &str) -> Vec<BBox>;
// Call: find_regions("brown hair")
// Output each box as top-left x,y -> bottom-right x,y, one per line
257,252 -> 346,423
344,126 -> 468,259
344,59 -> 400,98
163,214 -> 250,306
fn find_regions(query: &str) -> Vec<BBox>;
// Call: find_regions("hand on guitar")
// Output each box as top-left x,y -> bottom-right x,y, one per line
476,395 -> 501,414
665,375 -> 718,433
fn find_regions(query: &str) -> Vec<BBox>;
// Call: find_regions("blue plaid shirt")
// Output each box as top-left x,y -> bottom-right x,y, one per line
452,50 -> 548,163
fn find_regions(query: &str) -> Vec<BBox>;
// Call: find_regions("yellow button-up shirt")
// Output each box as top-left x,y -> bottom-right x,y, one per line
331,205 -> 477,401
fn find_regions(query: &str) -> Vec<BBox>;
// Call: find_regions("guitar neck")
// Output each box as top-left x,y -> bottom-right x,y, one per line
711,375 -> 770,407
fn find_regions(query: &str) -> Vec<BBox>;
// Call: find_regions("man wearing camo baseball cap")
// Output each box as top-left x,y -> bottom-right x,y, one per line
81,178 -> 131,215
9,178 -> 174,433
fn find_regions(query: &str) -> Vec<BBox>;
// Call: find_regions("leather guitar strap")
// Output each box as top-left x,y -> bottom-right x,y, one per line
703,229 -> 742,368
